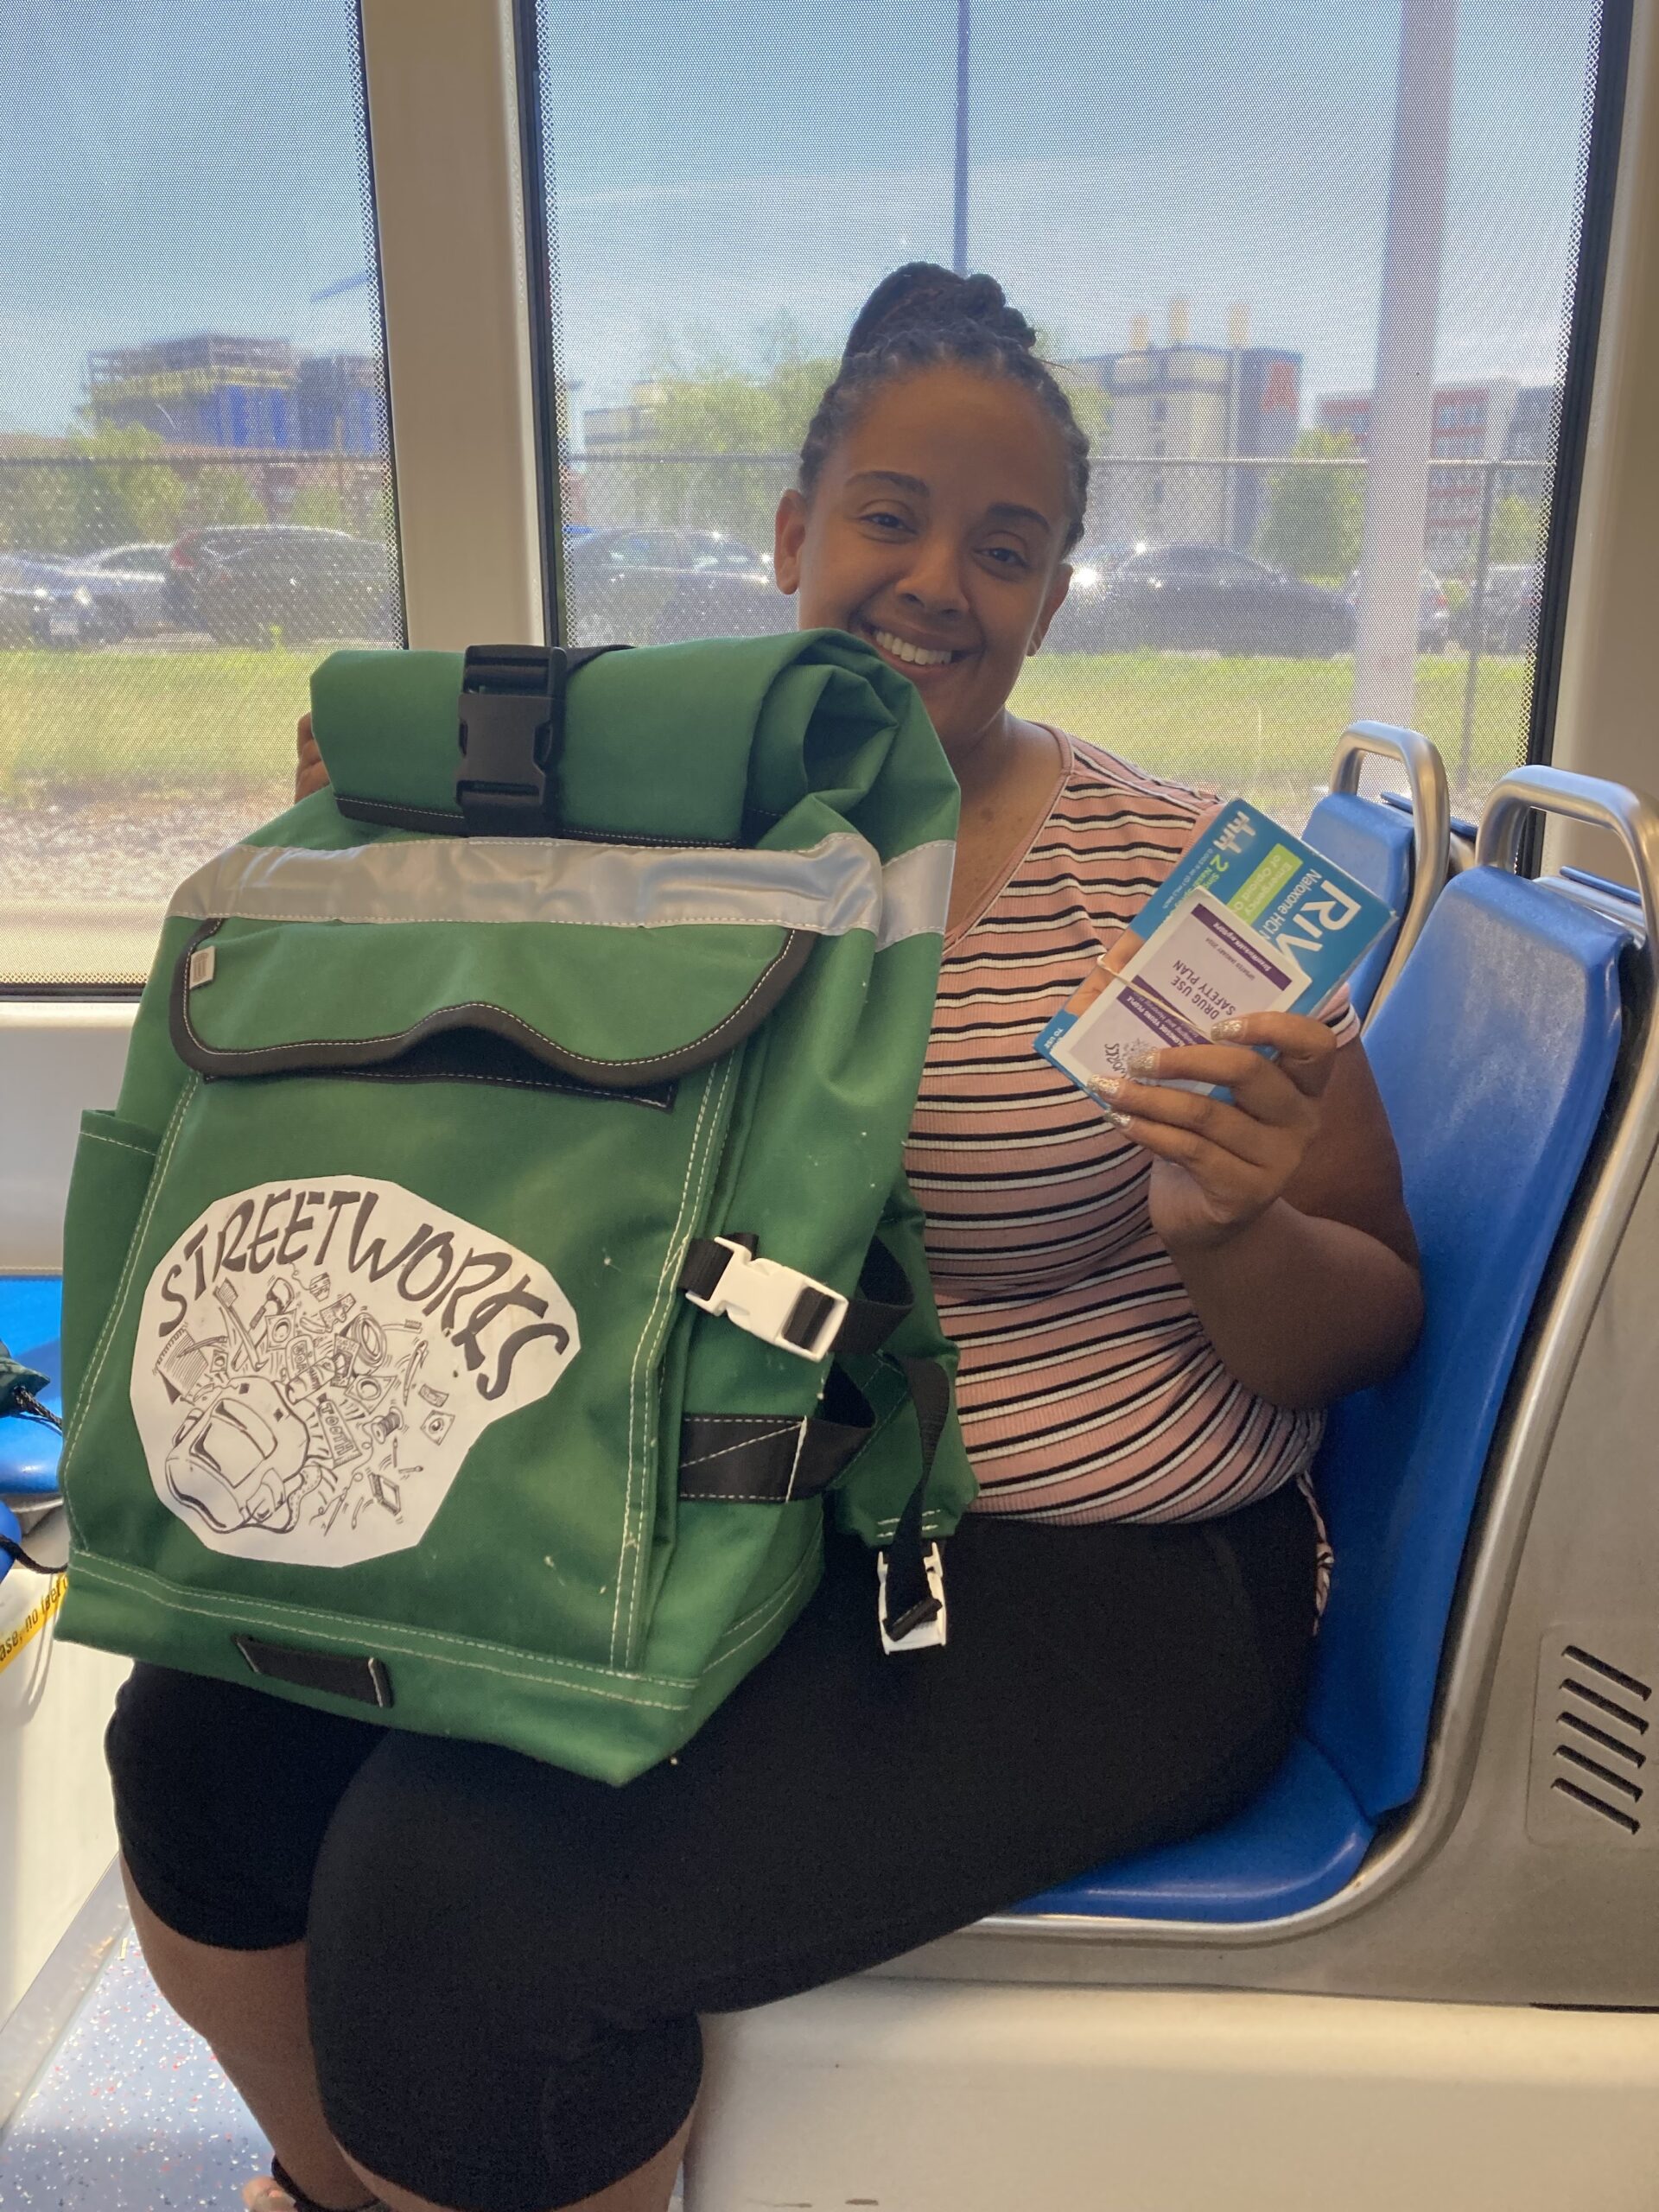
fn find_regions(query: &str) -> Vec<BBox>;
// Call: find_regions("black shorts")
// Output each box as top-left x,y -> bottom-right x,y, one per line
108,1488 -> 1315,2212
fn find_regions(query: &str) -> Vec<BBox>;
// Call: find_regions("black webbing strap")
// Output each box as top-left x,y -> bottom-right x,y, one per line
234,1633 -> 393,1710
0,1533 -> 66,1576
877,1356 -> 951,1644
677,1234 -> 758,1301
677,1235 -> 913,1360
678,1368 -> 876,1503
270,2156 -> 387,2212
454,643 -> 630,837
831,1239 -> 915,1356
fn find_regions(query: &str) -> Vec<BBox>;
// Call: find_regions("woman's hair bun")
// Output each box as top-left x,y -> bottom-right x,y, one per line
841,262 -> 1038,365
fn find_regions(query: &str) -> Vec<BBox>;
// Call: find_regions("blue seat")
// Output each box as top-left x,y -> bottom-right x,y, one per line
1020,868 -> 1632,1921
1303,789 -> 1415,1022
0,1274 -> 64,1504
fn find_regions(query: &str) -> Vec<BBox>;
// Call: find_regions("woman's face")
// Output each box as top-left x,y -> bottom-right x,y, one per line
773,363 -> 1074,758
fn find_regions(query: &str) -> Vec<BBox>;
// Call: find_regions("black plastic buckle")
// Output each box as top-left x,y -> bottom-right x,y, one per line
455,645 -> 568,836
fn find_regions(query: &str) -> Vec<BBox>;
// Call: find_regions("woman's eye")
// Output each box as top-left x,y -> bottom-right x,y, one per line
982,544 -> 1029,570
861,509 -> 910,532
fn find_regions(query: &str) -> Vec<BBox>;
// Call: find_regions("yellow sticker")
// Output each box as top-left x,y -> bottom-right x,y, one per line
0,1575 -> 66,1674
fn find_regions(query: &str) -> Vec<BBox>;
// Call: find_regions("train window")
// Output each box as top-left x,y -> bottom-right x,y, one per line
535,0 -> 1608,828
0,0 -> 401,992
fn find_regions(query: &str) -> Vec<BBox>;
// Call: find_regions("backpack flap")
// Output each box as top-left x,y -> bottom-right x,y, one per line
162,840 -> 844,1095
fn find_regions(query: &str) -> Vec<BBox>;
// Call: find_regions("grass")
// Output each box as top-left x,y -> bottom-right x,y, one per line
0,643 -> 1530,821
1014,649 -> 1530,820
0,648 -> 315,805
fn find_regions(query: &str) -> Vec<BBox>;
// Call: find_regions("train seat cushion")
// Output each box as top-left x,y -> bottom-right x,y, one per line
0,1276 -> 64,1502
1014,1734 -> 1373,1923
1306,870 -> 1628,1821
1303,790 -> 1415,1020
1028,868 -> 1630,1921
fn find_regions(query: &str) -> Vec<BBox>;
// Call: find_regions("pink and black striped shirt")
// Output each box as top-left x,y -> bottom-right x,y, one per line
906,731 -> 1358,1525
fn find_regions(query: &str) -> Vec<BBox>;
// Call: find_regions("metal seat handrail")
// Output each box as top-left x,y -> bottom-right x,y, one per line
1328,721 -> 1452,1020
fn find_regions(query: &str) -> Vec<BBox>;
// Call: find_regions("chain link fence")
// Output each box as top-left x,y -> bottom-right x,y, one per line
568,447 -> 1549,809
1,445 -> 1548,984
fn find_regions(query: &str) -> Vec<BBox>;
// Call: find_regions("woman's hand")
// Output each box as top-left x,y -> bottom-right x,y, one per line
1090,1012 -> 1338,1254
295,712 -> 330,803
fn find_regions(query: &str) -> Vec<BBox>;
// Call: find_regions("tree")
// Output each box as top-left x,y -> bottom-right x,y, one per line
1256,429 -> 1364,582
598,315 -> 1112,551
0,423 -> 188,556
290,482 -> 348,531
185,468 -> 266,528
1487,492 -> 1540,566
70,425 -> 189,549
608,317 -> 837,549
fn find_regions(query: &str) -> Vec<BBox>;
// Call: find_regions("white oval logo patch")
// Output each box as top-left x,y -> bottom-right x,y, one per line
130,1178 -> 579,1567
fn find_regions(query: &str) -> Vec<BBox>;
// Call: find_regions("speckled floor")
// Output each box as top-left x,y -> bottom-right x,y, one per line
0,1932 -> 270,2209
0,1936 -> 687,2211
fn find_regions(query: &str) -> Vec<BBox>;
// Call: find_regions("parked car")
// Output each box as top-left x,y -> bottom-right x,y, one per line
1050,542 -> 1355,657
565,528 -> 785,647
1449,563 -> 1540,654
60,543 -> 174,638
1344,567 -> 1452,653
167,525 -> 395,645
0,553 -> 96,648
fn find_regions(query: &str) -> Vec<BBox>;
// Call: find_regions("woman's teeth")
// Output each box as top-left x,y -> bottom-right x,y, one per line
869,626 -> 957,669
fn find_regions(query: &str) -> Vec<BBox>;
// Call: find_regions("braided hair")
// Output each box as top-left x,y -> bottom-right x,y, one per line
798,263 -> 1091,555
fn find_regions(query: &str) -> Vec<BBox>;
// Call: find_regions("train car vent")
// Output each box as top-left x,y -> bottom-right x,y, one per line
1529,1630 -> 1659,1847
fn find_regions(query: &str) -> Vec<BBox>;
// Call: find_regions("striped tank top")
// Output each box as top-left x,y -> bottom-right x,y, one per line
906,731 -> 1358,1525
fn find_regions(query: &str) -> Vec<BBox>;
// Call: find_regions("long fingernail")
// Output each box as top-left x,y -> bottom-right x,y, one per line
1090,1075 -> 1126,1102
1211,1017 -> 1245,1041
1125,1049 -> 1160,1076
1104,1108 -> 1134,1129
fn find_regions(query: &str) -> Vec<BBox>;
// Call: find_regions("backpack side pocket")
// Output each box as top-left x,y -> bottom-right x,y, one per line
60,1111 -> 162,1418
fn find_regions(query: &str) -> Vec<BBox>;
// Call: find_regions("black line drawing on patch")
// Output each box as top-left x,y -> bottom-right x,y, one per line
165,1376 -> 311,1535
135,1179 -> 580,1565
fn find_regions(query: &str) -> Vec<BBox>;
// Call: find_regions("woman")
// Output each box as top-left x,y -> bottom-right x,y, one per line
113,264 -> 1421,2212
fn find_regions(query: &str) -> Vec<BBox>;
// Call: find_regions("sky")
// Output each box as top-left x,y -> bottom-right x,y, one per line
0,0 -> 1602,442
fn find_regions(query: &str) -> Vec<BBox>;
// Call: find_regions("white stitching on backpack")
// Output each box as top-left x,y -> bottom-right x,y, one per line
73,1551 -> 701,1688
677,1423 -> 798,1469
60,1081 -> 197,1506
179,950 -> 801,1072
618,1060 -> 727,1667
80,1131 -> 158,1162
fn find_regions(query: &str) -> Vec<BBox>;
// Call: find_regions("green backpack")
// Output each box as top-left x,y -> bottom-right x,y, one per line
57,631 -> 975,1783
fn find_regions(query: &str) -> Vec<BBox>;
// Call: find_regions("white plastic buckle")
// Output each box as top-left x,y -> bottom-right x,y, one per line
683,1238 -> 849,1362
878,1541 -> 948,1654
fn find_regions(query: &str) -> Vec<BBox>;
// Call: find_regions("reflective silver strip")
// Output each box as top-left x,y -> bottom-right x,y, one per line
876,839 -> 955,950
169,832 -> 954,948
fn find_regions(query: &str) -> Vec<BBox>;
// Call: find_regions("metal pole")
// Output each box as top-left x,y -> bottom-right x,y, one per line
1458,456 -> 1497,798
1352,0 -> 1457,728
953,0 -> 969,276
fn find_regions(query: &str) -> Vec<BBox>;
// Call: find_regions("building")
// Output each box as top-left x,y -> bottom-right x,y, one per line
1503,384 -> 1558,465
1314,378 -> 1554,563
582,384 -> 665,457
296,355 -> 384,455
1066,303 -> 1302,552
86,334 -> 384,455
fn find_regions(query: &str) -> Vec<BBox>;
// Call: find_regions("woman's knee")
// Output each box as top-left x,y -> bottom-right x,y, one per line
304,1732 -> 701,2210
305,1731 -> 617,2083
106,1664 -> 382,1952
121,1856 -> 312,2063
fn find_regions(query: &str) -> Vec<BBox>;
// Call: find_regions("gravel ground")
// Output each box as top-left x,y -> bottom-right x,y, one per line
0,790 -> 282,905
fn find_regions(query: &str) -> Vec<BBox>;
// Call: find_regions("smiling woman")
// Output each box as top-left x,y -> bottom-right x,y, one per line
233,268 -> 1419,2212
772,266 -> 1087,935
